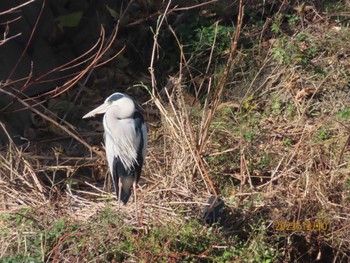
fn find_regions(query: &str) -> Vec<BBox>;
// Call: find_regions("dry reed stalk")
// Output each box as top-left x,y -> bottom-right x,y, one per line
0,123 -> 47,209
147,1 -> 245,202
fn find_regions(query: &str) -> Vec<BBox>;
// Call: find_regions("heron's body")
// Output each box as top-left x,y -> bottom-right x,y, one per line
104,110 -> 146,204
83,92 -> 147,218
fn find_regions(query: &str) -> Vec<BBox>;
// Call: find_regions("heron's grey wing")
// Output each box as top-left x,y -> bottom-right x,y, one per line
141,122 -> 147,160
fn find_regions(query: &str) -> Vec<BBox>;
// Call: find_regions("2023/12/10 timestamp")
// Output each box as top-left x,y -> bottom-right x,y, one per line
275,221 -> 328,231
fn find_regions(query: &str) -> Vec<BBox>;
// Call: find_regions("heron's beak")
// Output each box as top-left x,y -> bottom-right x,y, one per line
82,103 -> 109,119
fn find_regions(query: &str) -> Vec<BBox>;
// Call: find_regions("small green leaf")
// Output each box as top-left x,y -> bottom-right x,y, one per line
105,5 -> 118,19
55,11 -> 83,27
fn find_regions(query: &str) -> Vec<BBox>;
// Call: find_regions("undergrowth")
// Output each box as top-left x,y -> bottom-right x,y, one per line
0,207 -> 282,262
1,1 -> 350,262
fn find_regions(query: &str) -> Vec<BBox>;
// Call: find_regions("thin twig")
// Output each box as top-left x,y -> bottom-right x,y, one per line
0,0 -> 35,16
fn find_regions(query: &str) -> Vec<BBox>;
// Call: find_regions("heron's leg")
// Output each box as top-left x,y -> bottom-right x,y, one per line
118,177 -> 122,210
133,179 -> 138,222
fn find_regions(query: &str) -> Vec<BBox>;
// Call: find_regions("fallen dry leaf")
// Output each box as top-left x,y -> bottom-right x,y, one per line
295,87 -> 316,101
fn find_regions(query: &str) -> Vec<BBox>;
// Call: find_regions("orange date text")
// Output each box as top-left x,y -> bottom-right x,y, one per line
275,221 -> 328,231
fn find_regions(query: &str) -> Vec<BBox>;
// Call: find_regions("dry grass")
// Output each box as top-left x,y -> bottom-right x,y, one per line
1,2 -> 350,262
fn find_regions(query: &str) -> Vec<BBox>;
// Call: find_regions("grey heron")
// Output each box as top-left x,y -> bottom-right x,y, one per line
83,92 -> 147,220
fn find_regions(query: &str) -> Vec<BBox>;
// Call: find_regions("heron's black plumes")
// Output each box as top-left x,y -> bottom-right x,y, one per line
117,177 -> 133,204
113,154 -> 143,205
119,190 -> 131,204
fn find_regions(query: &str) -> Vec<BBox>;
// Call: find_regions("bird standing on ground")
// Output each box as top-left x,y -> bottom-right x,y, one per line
83,92 -> 147,220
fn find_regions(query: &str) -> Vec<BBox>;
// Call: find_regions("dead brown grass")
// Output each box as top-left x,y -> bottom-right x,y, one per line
1,2 -> 350,262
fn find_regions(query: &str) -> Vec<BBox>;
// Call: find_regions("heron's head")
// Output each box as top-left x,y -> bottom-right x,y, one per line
82,92 -> 135,119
